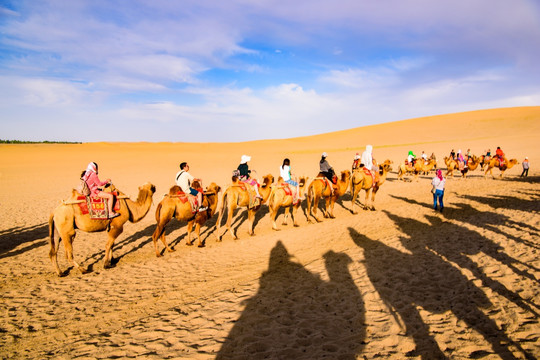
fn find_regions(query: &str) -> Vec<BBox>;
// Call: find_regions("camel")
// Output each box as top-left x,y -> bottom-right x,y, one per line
215,174 -> 274,240
484,158 -> 519,178
267,177 -> 309,231
48,183 -> 156,276
350,160 -> 392,213
397,159 -> 436,181
151,182 -> 221,256
460,155 -> 482,179
443,156 -> 459,178
306,170 -> 350,222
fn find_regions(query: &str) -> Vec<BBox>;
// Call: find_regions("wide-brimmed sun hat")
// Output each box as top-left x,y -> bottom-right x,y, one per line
322,152 -> 327,157
241,155 -> 251,164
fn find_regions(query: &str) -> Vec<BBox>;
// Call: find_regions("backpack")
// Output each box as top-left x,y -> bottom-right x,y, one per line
78,178 -> 91,196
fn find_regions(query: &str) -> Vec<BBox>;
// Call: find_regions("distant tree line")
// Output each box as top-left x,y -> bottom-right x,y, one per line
0,140 -> 82,144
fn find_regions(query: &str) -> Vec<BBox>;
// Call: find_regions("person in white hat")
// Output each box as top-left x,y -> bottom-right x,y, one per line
237,155 -> 262,198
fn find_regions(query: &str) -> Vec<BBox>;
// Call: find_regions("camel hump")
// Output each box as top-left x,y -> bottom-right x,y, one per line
169,185 -> 181,195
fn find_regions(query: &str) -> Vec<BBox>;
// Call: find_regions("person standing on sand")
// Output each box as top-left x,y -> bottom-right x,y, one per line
521,157 -> 529,177
431,169 -> 446,213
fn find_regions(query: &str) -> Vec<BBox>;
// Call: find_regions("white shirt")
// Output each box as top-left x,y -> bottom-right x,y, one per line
280,165 -> 291,181
361,145 -> 373,170
431,176 -> 446,191
175,170 -> 194,193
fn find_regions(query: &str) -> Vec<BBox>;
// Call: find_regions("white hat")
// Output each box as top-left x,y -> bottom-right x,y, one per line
354,153 -> 360,160
240,155 -> 251,164
322,152 -> 327,157
525,157 -> 528,159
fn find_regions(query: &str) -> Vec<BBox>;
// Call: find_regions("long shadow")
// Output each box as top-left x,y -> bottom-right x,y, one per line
461,193 -> 540,214
349,225 -> 535,360
217,241 -> 366,359
0,223 -> 49,259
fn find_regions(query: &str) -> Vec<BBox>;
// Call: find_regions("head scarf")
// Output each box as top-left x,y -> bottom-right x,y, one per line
240,155 -> 251,164
365,145 -> 372,154
408,150 -> 414,156
322,152 -> 327,158
436,169 -> 443,181
83,162 -> 97,181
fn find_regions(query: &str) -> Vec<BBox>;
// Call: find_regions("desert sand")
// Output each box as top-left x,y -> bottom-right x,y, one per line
0,106 -> 539,359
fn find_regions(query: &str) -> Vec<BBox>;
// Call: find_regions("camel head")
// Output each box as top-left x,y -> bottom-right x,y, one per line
206,182 -> 221,195
139,182 -> 156,195
340,170 -> 351,183
261,174 -> 274,188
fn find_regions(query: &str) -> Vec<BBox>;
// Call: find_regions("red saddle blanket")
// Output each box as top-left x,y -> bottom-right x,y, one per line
77,192 -> 120,220
280,183 -> 293,196
174,189 -> 201,213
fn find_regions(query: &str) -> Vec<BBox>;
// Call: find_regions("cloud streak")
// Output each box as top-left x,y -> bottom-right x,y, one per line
0,0 -> 539,141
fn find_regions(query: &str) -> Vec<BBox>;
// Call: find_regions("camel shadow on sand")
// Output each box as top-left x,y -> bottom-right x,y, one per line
349,219 -> 536,360
217,241 -> 366,359
0,223 -> 49,260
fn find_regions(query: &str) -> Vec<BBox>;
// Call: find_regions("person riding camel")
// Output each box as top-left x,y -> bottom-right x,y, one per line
237,155 -> 262,199
456,149 -> 467,170
82,162 -> 120,219
319,152 -> 335,194
407,150 -> 416,167
450,149 -> 456,160
495,146 -> 505,165
361,145 -> 379,186
280,158 -> 300,203
175,162 -> 207,212
352,153 -> 361,171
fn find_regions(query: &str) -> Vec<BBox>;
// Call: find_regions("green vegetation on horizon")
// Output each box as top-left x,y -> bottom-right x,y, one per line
0,140 -> 82,144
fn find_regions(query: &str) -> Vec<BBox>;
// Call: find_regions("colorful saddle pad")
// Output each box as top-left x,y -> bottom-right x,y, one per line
77,192 -> 120,220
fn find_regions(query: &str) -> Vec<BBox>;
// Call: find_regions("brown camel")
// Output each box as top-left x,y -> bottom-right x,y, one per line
306,170 -> 350,222
443,156 -> 460,178
215,174 -> 274,240
484,158 -> 519,178
48,183 -> 156,276
267,177 -> 309,231
459,155 -> 482,179
350,160 -> 392,213
397,159 -> 436,181
151,182 -> 221,256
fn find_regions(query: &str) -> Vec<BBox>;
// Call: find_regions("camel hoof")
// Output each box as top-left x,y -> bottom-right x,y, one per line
186,242 -> 194,246
198,244 -> 205,248
156,253 -> 163,258
273,227 -> 280,231
293,224 -> 299,227
167,248 -> 175,253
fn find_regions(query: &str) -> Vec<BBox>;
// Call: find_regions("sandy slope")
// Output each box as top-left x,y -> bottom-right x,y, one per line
0,106 -> 539,359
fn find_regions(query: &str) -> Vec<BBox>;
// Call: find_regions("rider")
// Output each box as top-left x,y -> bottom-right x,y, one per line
450,149 -> 456,160
82,162 -> 120,218
495,147 -> 505,165
352,153 -> 361,171
361,145 -> 378,185
319,152 -> 335,193
407,150 -> 416,166
456,149 -> 467,169
280,158 -> 300,202
175,162 -> 207,212
237,155 -> 262,198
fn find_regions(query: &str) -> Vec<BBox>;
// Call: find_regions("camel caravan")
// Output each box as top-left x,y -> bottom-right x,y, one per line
48,146 -> 523,276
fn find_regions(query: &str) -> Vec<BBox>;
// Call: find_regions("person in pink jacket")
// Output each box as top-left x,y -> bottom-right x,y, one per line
82,162 -> 120,218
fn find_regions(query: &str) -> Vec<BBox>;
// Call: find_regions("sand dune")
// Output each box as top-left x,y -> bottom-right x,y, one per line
0,106 -> 539,359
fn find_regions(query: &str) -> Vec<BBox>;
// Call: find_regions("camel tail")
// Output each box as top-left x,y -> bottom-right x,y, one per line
48,212 -> 56,256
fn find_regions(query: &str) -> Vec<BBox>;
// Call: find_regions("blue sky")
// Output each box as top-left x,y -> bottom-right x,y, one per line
1,0 -> 539,142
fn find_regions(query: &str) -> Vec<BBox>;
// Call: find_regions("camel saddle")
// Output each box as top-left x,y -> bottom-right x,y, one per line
279,183 -> 300,205
362,168 -> 379,188
76,192 -> 120,220
235,181 -> 260,209
172,189 -> 201,214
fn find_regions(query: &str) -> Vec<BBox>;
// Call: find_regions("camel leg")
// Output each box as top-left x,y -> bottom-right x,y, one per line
370,188 -> 378,211
186,221 -> 194,246
49,226 -> 63,276
247,210 -> 256,236
152,208 -> 175,256
227,203 -> 238,240
351,183 -> 358,214
270,206 -> 280,231
103,226 -> 123,269
292,205 -> 300,227
61,230 -> 88,274
282,207 -> 290,226
196,224 -> 205,247
313,194 -> 323,222
326,198 -> 336,218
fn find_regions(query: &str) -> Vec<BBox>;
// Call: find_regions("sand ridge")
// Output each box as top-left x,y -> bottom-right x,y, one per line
0,106 -> 539,359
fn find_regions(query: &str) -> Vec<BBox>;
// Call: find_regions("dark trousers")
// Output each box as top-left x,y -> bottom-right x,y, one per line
520,168 -> 529,177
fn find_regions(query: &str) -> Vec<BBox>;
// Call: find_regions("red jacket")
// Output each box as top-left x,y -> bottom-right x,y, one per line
83,171 -> 108,197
